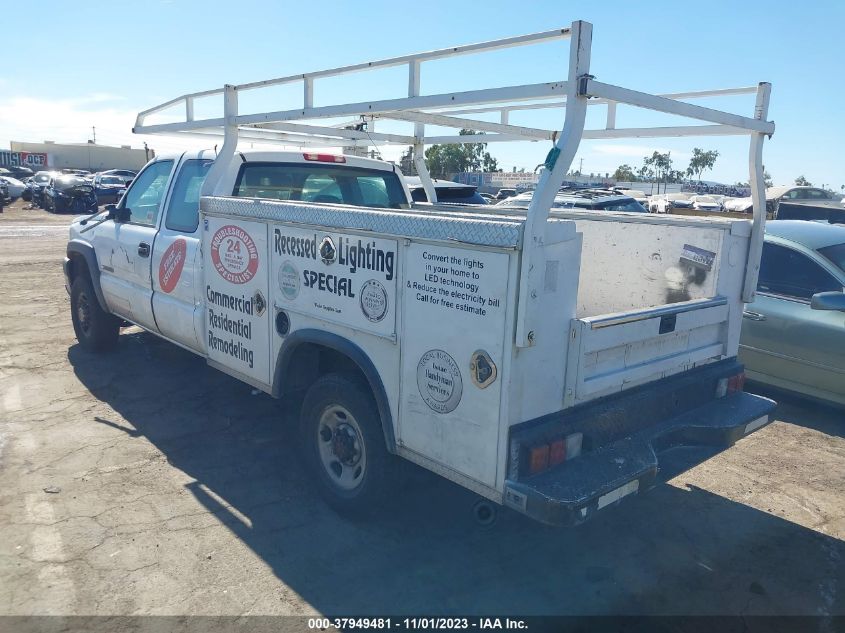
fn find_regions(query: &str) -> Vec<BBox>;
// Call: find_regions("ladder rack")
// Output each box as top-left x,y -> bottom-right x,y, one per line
133,20 -> 774,348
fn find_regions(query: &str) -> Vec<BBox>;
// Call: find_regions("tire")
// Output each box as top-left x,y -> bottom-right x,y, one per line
70,275 -> 120,352
300,373 -> 396,515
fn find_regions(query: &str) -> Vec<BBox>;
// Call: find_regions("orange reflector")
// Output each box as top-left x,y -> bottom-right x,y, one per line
529,445 -> 550,474
549,438 -> 566,466
303,152 -> 346,163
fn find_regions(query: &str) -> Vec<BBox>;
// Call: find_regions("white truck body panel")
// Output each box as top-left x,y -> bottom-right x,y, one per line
61,20 -> 778,523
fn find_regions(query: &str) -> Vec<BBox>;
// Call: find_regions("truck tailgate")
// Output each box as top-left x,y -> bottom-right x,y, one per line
565,296 -> 729,406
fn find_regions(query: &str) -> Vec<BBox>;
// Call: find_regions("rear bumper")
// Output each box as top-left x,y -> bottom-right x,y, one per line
503,392 -> 775,526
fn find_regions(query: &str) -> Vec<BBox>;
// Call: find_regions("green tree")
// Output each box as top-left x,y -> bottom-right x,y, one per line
687,148 -> 720,182
794,175 -> 812,186
644,151 -> 673,194
613,164 -> 637,182
424,129 -> 499,179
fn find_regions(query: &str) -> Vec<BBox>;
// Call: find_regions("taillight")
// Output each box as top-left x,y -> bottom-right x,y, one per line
303,152 -> 346,163
527,432 -> 582,476
716,371 -> 746,397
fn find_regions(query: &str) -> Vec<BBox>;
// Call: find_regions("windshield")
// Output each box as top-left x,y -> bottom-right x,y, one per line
818,243 -> 845,276
233,162 -> 409,209
100,176 -> 124,186
55,177 -> 90,190
495,195 -> 532,208
599,199 -> 647,212
34,173 -> 52,184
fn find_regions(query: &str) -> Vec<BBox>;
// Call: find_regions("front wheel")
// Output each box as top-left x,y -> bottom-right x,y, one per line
70,275 -> 120,352
300,373 -> 396,515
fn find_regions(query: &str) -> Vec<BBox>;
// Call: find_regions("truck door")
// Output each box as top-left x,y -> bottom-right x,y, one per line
93,159 -> 175,332
150,158 -> 213,353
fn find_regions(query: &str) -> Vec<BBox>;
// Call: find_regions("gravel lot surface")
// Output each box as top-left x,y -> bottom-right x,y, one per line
0,200 -> 842,619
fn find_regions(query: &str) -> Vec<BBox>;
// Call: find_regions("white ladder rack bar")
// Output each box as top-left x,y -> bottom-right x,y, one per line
133,19 -> 774,346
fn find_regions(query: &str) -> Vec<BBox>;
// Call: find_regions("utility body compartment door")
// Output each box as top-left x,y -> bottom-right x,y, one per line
398,242 -> 511,488
202,216 -> 272,387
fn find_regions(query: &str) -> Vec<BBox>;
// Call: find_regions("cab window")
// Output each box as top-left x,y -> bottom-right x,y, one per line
232,162 -> 409,209
122,160 -> 174,226
165,159 -> 213,233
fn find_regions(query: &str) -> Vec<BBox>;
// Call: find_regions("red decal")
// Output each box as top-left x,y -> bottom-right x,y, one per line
210,225 -> 259,284
158,239 -> 187,294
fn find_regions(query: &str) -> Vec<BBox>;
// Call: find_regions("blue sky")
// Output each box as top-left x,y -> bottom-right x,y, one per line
1,0 -> 843,190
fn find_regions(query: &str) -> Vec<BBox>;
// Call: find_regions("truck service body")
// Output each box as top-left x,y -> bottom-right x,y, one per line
64,21 -> 777,525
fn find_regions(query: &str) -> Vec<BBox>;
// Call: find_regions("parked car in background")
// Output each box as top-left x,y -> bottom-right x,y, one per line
43,175 -> 98,214
91,173 -> 128,205
495,187 -> 517,200
100,169 -> 137,186
405,177 -> 488,205
739,221 -> 845,407
1,166 -> 34,180
648,192 -> 693,213
615,188 -> 648,208
774,200 -> 845,224
0,180 -> 9,210
497,188 -> 647,212
724,185 -> 837,213
689,194 -> 724,212
28,171 -> 60,207
0,175 -> 26,201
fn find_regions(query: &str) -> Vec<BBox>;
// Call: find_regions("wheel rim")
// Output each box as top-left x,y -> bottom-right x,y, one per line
76,290 -> 92,335
317,404 -> 366,491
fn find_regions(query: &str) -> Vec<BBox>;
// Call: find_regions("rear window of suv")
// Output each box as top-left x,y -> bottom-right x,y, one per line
232,162 -> 409,210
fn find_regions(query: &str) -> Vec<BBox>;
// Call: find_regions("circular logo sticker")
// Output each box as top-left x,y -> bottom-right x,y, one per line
417,349 -> 463,414
278,260 -> 300,300
210,225 -> 259,284
359,279 -> 388,323
158,238 -> 187,294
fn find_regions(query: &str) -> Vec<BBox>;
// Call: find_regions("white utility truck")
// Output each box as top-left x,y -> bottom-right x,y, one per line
65,21 -> 777,525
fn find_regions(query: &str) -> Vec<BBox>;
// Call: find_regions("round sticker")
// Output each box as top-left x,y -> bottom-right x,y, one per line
158,238 -> 187,294
417,349 -> 463,414
210,225 -> 259,284
278,260 -> 300,300
359,279 -> 388,323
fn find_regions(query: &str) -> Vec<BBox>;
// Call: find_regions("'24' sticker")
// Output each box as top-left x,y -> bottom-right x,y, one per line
210,225 -> 259,284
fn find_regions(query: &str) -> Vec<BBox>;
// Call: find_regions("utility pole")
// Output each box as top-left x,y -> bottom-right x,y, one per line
92,126 -> 96,144
578,157 -> 584,177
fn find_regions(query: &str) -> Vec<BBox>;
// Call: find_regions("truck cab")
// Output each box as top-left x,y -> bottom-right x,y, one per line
65,150 -> 411,355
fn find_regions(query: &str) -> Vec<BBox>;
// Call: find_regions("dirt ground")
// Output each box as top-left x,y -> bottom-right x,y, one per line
0,199 -> 843,618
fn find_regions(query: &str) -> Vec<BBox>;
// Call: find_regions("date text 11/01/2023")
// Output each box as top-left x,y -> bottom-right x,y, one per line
307,617 -> 528,630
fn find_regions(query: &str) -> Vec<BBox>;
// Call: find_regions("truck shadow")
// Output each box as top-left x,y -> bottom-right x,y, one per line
68,332 -> 843,616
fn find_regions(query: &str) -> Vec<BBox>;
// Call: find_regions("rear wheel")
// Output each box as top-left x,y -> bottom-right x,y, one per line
70,275 -> 120,352
300,373 -> 396,515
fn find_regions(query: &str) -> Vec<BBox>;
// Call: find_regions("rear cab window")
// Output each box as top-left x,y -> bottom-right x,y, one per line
232,162 -> 409,210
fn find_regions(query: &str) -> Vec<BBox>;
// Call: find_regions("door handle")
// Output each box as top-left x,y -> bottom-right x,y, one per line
743,310 -> 767,321
138,242 -> 151,258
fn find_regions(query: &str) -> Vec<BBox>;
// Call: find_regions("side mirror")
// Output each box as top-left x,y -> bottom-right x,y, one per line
810,291 -> 845,312
106,205 -> 131,223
